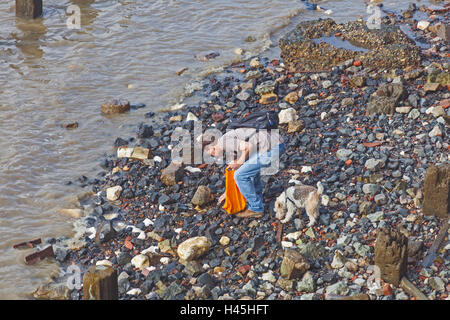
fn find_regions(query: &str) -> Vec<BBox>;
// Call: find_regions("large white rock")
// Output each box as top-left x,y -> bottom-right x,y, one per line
278,108 -> 298,124
426,106 -> 446,118
429,125 -> 442,138
250,58 -> 262,68
234,48 -> 245,55
177,236 -> 211,261
261,270 -> 277,283
331,250 -> 346,269
96,260 -> 113,267
131,254 -> 149,270
322,80 -> 333,89
417,20 -> 430,31
219,236 -> 230,246
106,186 -> 122,201
117,146 -> 134,158
126,288 -> 142,296
186,112 -> 199,122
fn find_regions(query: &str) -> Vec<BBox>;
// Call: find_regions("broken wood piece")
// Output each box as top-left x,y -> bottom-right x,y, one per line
176,67 -> 188,76
400,277 -> 429,300
422,219 -> 449,267
24,245 -> 55,265
275,222 -> 283,243
13,238 -> 41,250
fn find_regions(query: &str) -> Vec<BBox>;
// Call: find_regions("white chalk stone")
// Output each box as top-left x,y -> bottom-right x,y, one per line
106,186 -> 123,201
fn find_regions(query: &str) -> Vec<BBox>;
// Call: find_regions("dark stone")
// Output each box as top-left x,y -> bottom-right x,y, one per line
114,138 -> 128,148
55,248 -> 68,262
322,271 -> 337,283
153,215 -> 170,232
158,194 -> 173,205
161,283 -> 184,300
117,252 -> 132,266
95,221 -> 116,245
407,240 -> 423,258
140,280 -> 154,294
118,278 -> 130,295
137,124 -> 154,139
197,273 -> 216,288
147,270 -> 163,283
183,261 -> 203,277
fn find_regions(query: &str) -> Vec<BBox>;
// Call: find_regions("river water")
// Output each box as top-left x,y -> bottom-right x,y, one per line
0,0 -> 438,299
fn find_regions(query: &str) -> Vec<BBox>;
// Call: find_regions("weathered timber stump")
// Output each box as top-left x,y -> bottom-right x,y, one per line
82,265 -> 118,300
16,0 -> 42,19
374,227 -> 408,287
423,164 -> 449,218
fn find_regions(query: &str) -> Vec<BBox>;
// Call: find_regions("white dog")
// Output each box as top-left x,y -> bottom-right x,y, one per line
274,180 -> 324,226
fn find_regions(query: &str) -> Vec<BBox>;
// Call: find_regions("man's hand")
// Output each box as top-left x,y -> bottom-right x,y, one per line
227,160 -> 241,170
218,192 -> 226,204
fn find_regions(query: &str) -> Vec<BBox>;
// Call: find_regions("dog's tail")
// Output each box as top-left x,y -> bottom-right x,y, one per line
316,181 -> 324,195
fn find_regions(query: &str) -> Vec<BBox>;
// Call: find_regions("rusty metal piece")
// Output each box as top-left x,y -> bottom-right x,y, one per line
13,238 -> 42,250
275,222 -> 283,243
400,277 -> 429,300
422,219 -> 449,268
24,245 -> 55,265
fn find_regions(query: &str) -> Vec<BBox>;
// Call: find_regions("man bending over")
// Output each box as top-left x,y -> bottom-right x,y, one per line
206,128 -> 285,219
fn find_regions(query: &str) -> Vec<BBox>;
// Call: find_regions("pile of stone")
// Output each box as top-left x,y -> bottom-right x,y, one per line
279,19 -> 421,72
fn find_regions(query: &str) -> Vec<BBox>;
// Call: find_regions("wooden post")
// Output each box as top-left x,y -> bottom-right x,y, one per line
423,164 -> 449,219
374,227 -> 408,287
82,265 -> 118,300
16,0 -> 42,19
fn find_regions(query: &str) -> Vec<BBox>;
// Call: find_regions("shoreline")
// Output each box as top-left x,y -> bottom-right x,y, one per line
32,3 -> 449,300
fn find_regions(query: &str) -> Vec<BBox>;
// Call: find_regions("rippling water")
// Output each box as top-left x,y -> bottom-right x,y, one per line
0,0 -> 436,299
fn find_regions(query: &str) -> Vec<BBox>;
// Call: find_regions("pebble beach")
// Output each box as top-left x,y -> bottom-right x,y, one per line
29,2 -> 450,301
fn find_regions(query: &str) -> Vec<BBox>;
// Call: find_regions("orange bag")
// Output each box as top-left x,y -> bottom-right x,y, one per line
222,169 -> 247,214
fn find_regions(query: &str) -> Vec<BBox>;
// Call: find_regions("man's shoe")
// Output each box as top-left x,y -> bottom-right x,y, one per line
235,209 -> 263,219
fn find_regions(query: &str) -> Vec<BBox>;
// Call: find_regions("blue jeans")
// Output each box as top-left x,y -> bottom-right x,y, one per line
234,143 -> 285,213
